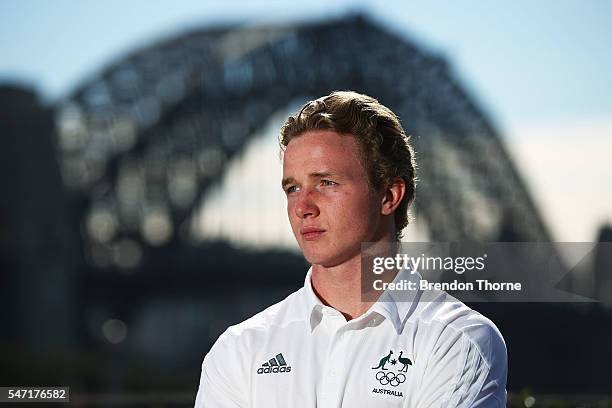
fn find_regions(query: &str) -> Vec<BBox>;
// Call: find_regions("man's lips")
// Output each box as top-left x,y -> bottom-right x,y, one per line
300,227 -> 326,241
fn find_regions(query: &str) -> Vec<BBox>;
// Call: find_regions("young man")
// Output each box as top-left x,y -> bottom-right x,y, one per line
194,91 -> 507,407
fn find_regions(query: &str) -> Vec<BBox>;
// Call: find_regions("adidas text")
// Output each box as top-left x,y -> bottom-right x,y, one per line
257,366 -> 292,374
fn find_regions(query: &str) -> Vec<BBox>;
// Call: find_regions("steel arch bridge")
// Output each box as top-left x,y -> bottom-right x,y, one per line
56,14 -> 551,263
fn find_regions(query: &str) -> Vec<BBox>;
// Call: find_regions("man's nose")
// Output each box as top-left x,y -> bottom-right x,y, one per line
294,189 -> 320,219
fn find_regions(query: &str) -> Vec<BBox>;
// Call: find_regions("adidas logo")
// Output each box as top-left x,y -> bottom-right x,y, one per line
257,353 -> 292,374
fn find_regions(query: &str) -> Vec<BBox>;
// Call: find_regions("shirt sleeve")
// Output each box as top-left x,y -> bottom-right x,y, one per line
194,328 -> 249,408
411,321 -> 508,408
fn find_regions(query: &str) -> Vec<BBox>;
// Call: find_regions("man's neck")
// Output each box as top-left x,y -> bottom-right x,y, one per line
311,256 -> 371,321
310,247 -> 402,321
309,225 -> 400,320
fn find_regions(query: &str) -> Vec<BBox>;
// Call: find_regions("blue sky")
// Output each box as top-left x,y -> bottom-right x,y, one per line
1,0 -> 611,241
2,0 -> 611,125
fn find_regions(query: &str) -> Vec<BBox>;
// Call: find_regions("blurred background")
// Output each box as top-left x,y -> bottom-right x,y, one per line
1,1 -> 611,406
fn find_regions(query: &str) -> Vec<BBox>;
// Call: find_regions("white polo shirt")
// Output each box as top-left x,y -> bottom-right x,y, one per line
194,268 -> 507,407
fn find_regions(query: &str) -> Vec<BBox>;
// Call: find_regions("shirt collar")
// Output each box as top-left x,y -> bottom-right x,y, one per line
303,266 -> 323,310
369,268 -> 422,333
303,266 -> 422,334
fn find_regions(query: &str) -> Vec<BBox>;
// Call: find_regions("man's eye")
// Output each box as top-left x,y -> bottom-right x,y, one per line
321,180 -> 337,186
285,185 -> 299,194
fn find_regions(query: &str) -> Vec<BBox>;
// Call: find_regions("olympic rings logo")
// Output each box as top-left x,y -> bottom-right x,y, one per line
375,371 -> 406,387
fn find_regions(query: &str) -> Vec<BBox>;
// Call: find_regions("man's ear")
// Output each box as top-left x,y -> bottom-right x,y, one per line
381,177 -> 406,215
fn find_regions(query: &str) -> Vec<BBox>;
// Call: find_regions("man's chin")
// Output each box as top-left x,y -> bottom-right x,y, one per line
303,251 -> 332,267
303,251 -> 354,269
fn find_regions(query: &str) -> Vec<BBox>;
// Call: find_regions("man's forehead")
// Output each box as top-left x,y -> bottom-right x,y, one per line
283,149 -> 359,173
283,131 -> 361,160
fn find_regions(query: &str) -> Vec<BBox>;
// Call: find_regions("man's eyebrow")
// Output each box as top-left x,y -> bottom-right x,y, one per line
282,172 -> 336,188
310,171 -> 333,179
281,177 -> 296,188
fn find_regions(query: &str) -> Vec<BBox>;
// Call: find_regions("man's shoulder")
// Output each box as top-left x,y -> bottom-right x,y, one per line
215,287 -> 308,348
198,286 -> 308,407
414,291 -> 506,367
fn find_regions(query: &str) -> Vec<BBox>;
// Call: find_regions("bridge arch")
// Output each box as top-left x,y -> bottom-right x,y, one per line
57,14 -> 550,262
